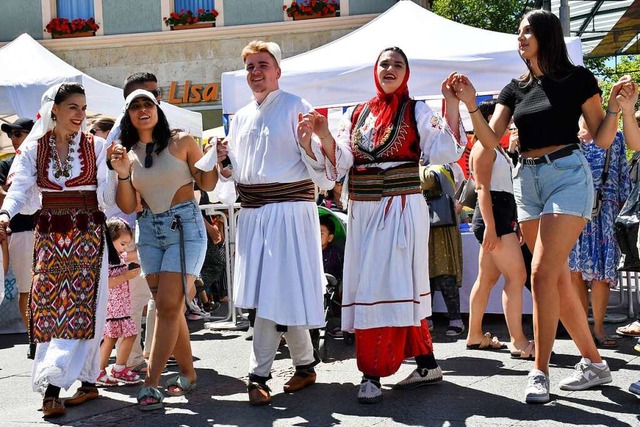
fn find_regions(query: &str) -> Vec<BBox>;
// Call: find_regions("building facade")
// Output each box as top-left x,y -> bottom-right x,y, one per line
0,0 -> 426,128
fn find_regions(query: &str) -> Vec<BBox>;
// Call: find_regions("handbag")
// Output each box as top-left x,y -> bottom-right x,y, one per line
615,168 -> 640,271
424,167 -> 457,228
456,177 -> 477,209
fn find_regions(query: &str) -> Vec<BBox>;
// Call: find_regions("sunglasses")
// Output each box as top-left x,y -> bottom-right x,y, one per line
149,88 -> 162,100
145,143 -> 154,168
6,130 -> 25,138
89,128 -> 98,135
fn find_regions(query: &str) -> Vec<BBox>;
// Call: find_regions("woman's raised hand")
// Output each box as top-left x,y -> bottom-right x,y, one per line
110,144 -> 131,178
441,72 -> 459,102
616,76 -> 638,114
451,74 -> 478,107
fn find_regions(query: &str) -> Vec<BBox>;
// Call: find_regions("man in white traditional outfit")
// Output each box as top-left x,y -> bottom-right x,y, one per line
221,40 -> 334,406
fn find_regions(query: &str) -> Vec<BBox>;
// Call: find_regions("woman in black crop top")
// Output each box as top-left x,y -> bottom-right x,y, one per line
450,10 -> 637,405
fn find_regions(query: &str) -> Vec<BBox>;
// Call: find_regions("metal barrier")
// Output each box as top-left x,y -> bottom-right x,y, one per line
197,203 -> 249,331
616,270 -> 640,320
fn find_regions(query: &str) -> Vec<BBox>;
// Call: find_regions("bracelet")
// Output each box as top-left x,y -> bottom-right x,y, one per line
468,106 -> 479,114
118,174 -> 131,181
0,209 -> 9,219
318,133 -> 333,140
106,159 -> 114,170
606,107 -> 621,116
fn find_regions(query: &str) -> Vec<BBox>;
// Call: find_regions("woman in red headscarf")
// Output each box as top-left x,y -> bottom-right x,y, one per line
297,46 -> 466,403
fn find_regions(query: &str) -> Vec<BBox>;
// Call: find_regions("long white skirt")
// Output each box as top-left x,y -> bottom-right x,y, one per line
341,194 -> 431,331
233,201 -> 325,328
31,250 -> 109,393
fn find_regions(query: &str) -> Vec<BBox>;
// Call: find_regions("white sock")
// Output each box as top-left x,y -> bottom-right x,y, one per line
113,364 -> 126,372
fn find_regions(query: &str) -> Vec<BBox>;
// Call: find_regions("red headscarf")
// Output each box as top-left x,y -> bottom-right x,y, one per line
367,48 -> 411,147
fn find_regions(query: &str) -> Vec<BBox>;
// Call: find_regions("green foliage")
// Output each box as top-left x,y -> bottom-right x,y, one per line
431,0 -> 524,34
591,55 -> 640,111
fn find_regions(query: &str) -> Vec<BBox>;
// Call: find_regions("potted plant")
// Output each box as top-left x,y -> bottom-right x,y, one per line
284,0 -> 339,20
164,8 -> 218,30
45,17 -> 99,39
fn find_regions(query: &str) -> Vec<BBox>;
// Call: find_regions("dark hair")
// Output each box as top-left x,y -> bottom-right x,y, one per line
123,72 -> 158,98
478,99 -> 497,122
320,216 -> 335,235
91,116 -> 115,133
54,83 -> 85,104
379,46 -> 409,68
119,102 -> 172,154
51,83 -> 85,121
519,10 -> 574,86
107,217 -> 133,242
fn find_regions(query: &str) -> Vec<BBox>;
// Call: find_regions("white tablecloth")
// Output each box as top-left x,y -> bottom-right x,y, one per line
432,231 -> 533,314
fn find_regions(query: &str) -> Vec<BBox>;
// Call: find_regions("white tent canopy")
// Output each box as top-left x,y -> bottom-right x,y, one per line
0,34 -> 202,137
222,1 -> 583,115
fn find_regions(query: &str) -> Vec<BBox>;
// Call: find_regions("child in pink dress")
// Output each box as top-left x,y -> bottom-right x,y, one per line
97,218 -> 143,386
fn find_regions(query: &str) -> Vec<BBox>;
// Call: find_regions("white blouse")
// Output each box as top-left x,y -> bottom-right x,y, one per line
2,133 -> 117,217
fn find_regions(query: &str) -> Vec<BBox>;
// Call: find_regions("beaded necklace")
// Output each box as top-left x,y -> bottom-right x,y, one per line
49,132 -> 76,179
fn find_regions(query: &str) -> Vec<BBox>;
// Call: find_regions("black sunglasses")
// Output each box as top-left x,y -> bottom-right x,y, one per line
89,128 -> 97,135
6,130 -> 25,138
145,143 -> 154,168
149,88 -> 162,100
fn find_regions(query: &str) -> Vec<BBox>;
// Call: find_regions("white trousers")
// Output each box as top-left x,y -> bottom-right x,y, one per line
250,317 -> 315,378
144,298 -> 157,356
8,230 -> 35,293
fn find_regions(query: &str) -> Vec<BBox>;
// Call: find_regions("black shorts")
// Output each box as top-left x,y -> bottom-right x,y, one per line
471,191 -> 517,244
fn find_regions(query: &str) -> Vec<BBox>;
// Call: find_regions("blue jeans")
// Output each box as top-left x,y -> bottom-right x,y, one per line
136,199 -> 206,276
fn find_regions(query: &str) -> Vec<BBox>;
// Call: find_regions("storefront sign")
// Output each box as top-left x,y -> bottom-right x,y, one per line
168,80 -> 219,104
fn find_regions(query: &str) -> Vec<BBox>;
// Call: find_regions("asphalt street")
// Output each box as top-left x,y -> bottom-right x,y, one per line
1,310 -> 640,427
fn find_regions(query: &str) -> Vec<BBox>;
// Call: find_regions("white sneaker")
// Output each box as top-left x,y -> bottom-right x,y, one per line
393,367 -> 443,390
357,379 -> 382,404
558,358 -> 612,391
524,369 -> 550,404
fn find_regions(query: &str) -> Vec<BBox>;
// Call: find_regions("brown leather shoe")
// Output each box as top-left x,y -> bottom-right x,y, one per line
42,397 -> 65,418
283,371 -> 317,393
248,382 -> 271,406
63,386 -> 99,407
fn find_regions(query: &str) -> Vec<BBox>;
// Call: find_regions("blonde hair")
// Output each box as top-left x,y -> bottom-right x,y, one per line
241,40 -> 280,66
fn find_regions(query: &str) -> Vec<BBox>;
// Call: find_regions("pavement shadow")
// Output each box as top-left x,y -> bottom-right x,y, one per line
439,355 -> 528,377
0,332 -> 26,350
160,379 -> 629,427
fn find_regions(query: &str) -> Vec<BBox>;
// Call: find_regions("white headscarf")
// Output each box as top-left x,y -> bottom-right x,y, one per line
7,83 -> 86,187
20,82 -> 87,148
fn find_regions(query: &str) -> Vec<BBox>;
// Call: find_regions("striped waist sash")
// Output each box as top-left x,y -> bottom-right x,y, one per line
236,179 -> 315,208
41,190 -> 99,210
349,164 -> 421,201
38,191 -> 104,233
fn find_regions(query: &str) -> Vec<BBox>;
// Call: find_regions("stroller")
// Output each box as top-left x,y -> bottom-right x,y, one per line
310,206 -> 353,361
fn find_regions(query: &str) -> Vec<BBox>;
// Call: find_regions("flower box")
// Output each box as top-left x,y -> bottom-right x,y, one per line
284,1 -> 339,19
293,11 -> 337,20
170,22 -> 215,30
45,17 -> 99,38
52,31 -> 96,39
164,9 -> 218,28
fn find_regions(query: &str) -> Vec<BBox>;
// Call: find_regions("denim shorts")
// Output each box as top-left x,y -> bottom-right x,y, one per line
471,191 -> 518,243
136,199 -> 206,276
513,148 -> 593,222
